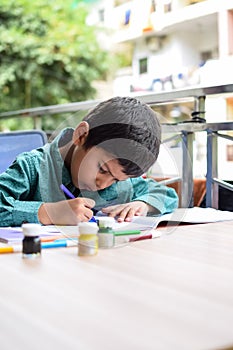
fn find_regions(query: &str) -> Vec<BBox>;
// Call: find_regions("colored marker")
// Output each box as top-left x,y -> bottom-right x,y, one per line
127,231 -> 162,242
0,239 -> 77,254
60,184 -> 75,199
0,245 -> 22,254
114,230 -> 141,236
60,184 -> 96,223
41,239 -> 77,249
89,217 -> 97,223
40,235 -> 68,242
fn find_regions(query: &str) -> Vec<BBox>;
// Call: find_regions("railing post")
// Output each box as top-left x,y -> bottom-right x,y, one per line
33,115 -> 42,130
206,129 -> 218,208
181,130 -> 194,207
191,95 -> 206,122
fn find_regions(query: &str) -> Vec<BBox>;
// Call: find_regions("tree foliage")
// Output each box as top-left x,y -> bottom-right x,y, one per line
0,0 -> 109,119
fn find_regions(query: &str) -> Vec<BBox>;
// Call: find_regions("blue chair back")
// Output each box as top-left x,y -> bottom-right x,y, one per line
0,130 -> 47,174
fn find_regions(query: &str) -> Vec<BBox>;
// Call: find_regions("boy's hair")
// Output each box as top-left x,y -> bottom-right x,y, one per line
83,96 -> 161,176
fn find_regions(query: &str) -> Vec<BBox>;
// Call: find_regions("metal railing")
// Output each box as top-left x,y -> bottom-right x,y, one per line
206,128 -> 233,208
1,83 -> 233,209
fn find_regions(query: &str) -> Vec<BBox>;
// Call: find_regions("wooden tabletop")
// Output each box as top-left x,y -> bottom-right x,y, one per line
0,221 -> 233,350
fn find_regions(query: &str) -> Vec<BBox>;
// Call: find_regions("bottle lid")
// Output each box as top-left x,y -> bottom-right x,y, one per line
97,217 -> 115,229
78,222 -> 98,235
22,223 -> 42,237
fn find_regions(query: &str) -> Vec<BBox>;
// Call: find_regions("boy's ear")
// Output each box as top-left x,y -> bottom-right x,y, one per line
73,121 -> 89,146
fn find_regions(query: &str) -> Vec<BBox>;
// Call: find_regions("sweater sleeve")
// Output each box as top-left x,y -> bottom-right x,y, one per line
0,155 -> 43,226
130,177 -> 179,214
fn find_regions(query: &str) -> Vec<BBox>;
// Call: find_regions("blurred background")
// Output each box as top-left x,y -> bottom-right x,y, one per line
0,0 -> 233,182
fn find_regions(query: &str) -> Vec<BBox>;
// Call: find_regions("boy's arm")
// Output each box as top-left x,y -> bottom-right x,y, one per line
0,159 -> 43,227
130,177 -> 179,214
0,156 -> 96,226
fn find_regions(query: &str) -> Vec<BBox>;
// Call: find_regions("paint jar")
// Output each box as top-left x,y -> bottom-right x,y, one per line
78,222 -> 98,257
22,223 -> 42,258
97,217 -> 115,249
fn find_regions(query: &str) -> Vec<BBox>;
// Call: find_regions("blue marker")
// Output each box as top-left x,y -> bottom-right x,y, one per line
60,184 -> 96,223
42,240 -> 77,249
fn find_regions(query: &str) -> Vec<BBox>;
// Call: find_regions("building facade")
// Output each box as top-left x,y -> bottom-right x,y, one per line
88,0 -> 233,179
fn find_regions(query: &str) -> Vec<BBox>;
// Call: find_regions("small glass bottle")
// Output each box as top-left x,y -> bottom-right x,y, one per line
78,222 -> 99,257
22,223 -> 42,259
97,217 -> 115,249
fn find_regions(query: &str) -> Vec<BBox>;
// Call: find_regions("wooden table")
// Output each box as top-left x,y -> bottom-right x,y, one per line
0,221 -> 233,350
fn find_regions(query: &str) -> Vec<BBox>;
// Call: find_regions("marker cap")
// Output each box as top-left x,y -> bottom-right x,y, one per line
97,217 -> 115,229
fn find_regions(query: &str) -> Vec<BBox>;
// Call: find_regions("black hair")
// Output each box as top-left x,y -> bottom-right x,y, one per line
82,96 -> 161,176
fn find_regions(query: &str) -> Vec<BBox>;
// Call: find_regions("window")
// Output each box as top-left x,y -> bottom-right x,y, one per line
98,8 -> 105,23
139,57 -> 148,74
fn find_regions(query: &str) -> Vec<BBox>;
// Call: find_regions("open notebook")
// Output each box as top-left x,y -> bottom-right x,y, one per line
1,207 -> 233,244
97,207 -> 233,232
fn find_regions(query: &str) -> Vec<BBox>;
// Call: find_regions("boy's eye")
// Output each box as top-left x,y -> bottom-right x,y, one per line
98,165 -> 107,174
98,163 -> 119,183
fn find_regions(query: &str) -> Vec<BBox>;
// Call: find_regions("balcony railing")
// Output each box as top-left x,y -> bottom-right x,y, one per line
1,83 -> 233,209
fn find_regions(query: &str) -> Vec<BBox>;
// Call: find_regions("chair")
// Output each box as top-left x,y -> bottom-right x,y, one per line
0,130 -> 47,174
151,176 -> 206,208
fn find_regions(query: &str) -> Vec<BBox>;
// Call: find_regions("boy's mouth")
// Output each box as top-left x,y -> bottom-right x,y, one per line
79,184 -> 93,191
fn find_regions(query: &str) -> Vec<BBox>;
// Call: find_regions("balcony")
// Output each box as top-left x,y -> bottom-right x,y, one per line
111,0 -> 233,43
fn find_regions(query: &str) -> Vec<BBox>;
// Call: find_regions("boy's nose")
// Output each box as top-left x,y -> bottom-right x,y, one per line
96,176 -> 115,190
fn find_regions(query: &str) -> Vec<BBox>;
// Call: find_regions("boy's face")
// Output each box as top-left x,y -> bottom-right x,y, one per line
71,145 -> 129,191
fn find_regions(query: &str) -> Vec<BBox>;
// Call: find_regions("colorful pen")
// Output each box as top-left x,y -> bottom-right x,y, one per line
114,230 -> 141,236
41,240 -> 77,249
40,235 -> 68,242
0,245 -> 22,254
60,184 -> 75,199
127,231 -> 162,242
0,239 -> 77,254
60,184 -> 96,223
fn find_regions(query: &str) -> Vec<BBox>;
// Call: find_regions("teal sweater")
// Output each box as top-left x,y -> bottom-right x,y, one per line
0,128 -> 178,226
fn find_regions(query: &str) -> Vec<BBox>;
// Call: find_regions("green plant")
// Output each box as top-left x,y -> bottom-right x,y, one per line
0,0 -> 109,130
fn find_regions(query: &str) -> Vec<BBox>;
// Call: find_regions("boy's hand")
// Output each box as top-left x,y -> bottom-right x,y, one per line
38,198 -> 95,225
102,201 -> 153,222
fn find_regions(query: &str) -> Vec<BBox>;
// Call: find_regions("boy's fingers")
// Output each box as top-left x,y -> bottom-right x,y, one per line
80,198 -> 96,209
102,203 -> 148,221
118,207 -> 135,222
102,205 -> 117,213
134,207 -> 144,216
102,205 -> 123,217
103,204 -> 143,221
108,210 -> 121,217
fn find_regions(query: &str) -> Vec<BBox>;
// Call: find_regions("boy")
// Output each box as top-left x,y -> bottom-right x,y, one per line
0,96 -> 178,226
